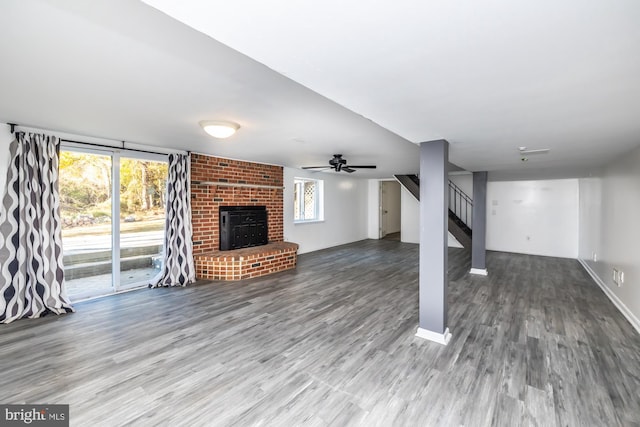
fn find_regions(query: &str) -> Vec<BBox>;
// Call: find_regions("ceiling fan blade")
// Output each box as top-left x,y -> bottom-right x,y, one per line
342,167 -> 356,173
301,166 -> 332,169
518,148 -> 550,155
348,165 -> 377,169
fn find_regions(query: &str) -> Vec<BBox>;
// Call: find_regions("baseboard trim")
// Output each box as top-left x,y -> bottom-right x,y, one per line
469,268 -> 488,276
415,327 -> 451,345
579,259 -> 640,335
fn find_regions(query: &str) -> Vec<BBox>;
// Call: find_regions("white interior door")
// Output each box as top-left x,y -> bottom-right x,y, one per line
380,181 -> 401,238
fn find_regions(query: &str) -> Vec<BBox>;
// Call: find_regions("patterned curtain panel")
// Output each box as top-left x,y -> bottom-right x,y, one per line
0,132 -> 74,323
151,153 -> 195,287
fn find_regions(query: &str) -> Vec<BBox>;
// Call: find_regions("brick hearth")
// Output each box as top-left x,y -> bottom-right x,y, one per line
195,242 -> 298,281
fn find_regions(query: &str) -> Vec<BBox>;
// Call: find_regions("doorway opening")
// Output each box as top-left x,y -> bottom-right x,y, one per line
379,180 -> 401,240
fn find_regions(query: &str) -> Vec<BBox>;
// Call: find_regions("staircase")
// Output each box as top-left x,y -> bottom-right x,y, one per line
447,180 -> 473,235
394,174 -> 473,248
394,174 -> 420,200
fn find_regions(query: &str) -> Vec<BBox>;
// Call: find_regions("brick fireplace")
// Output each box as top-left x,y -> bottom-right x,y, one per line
190,153 -> 298,280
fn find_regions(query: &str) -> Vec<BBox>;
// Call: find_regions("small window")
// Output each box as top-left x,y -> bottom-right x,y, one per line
294,178 -> 323,222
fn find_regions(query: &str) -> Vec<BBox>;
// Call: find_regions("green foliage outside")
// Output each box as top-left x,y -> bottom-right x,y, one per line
59,151 -> 168,230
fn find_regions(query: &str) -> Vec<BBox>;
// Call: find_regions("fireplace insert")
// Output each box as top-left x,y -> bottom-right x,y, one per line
219,206 -> 268,251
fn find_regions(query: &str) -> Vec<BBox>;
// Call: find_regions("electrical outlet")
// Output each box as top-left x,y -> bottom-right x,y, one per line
612,268 -> 624,287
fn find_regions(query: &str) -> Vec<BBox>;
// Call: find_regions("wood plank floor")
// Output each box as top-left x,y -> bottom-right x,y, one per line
1,239 -> 639,426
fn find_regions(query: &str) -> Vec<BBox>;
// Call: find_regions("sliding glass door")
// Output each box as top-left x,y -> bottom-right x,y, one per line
119,157 -> 167,289
59,146 -> 168,300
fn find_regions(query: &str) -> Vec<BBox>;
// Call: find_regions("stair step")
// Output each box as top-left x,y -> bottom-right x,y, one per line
63,245 -> 163,264
394,174 -> 420,201
64,254 -> 161,280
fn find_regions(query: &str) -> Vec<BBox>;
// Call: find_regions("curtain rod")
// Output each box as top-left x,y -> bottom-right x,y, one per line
60,138 -> 179,157
7,122 -> 188,156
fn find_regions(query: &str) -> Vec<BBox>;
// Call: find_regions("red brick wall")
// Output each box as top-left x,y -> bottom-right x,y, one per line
190,153 -> 284,255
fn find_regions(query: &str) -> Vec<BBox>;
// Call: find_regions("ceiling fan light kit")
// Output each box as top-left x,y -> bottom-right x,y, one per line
200,120 -> 240,139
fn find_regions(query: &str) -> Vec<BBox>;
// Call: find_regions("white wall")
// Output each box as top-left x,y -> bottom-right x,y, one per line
448,173 -> 473,197
0,124 -> 11,270
486,179 -> 579,258
384,174 -> 579,256
578,177 -> 602,265
448,173 -> 579,257
367,179 -> 380,239
578,144 -> 640,330
400,186 -> 462,248
401,187 -> 420,243
284,168 -> 368,254
0,124 -> 12,191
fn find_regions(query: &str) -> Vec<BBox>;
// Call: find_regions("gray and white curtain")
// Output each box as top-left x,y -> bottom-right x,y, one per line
152,153 -> 195,287
0,132 -> 74,323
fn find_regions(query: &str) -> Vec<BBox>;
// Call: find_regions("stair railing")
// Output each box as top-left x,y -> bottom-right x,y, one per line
448,180 -> 473,229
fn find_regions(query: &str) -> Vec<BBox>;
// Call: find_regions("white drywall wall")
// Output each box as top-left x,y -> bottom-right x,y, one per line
578,144 -> 640,331
486,179 -> 579,258
367,179 -> 380,239
401,187 -> 420,243
284,168 -> 368,254
0,123 -> 12,192
400,186 -> 462,248
448,173 -> 473,197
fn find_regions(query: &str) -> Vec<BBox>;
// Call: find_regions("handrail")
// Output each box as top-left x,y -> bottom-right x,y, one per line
448,180 -> 473,229
395,175 -> 473,230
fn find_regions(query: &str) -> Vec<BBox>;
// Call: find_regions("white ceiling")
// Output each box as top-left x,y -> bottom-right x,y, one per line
1,0 -> 639,180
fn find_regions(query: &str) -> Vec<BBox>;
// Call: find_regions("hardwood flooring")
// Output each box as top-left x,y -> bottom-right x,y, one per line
1,239 -> 639,426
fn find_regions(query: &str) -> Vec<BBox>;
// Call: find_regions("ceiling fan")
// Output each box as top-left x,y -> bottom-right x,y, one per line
301,154 -> 376,173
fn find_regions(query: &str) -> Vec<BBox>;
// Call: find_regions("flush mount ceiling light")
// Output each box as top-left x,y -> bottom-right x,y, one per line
199,120 -> 240,139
